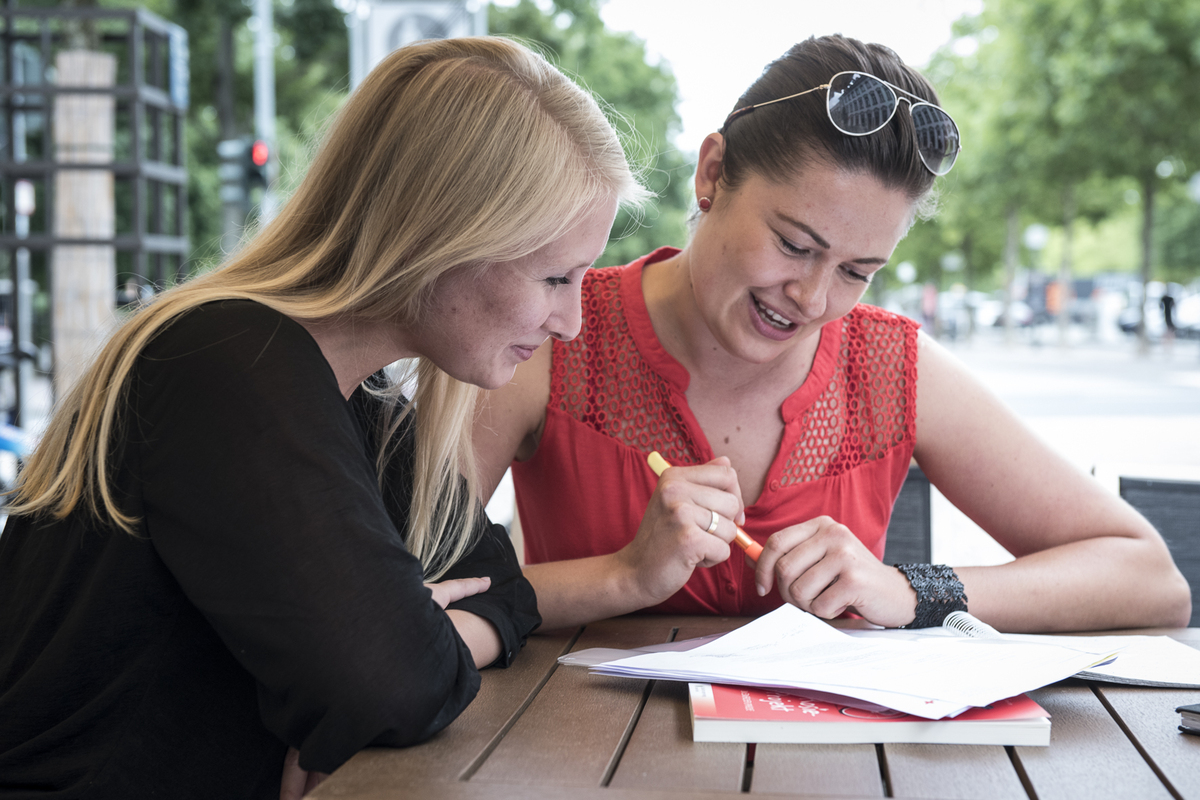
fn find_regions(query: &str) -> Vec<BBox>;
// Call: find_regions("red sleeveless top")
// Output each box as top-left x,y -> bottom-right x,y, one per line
512,248 -> 919,615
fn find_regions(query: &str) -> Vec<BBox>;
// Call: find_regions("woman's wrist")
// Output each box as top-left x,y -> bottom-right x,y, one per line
609,547 -> 661,612
893,564 -> 968,629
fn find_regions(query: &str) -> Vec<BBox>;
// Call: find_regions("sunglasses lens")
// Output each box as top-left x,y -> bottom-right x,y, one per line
826,72 -> 897,135
911,104 -> 961,176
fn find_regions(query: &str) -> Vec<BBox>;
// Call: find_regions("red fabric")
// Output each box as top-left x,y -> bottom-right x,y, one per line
512,248 -> 919,616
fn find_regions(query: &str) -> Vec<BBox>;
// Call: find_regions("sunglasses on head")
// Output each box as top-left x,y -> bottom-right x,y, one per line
722,70 -> 962,177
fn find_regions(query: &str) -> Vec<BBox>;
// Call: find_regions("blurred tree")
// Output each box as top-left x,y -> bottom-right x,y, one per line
48,0 -> 351,272
896,0 -> 1200,349
890,14 -> 1038,337
167,0 -> 349,268
44,0 -> 684,272
489,0 -> 691,267
1002,0 -> 1200,350
1156,184 -> 1200,282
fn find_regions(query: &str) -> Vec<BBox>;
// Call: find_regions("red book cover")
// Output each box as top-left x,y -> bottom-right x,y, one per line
689,683 -> 1050,746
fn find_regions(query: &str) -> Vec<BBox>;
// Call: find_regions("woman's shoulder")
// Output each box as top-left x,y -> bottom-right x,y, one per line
136,299 -> 333,397
144,299 -> 316,363
844,302 -> 920,332
154,298 -> 299,340
838,303 -> 921,359
582,248 -> 679,297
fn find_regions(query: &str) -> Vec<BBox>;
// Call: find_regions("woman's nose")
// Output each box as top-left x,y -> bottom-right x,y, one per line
784,267 -> 831,321
548,283 -> 584,342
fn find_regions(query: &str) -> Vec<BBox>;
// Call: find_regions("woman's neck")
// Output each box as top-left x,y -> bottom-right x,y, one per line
293,316 -> 413,399
640,248 -> 822,396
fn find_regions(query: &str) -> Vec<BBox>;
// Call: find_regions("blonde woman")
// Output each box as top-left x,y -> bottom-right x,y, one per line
0,38 -> 645,798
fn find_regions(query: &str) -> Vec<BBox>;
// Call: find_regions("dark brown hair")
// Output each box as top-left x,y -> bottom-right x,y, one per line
719,35 -> 940,201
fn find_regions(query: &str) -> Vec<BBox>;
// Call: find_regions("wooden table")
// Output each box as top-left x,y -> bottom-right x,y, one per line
312,616 -> 1200,800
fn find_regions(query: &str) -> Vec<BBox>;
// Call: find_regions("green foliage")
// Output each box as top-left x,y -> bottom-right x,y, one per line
489,0 -> 690,267
43,0 -> 350,271
1156,185 -> 1200,280
892,0 -> 1200,292
64,0 -> 684,272
168,0 -> 350,270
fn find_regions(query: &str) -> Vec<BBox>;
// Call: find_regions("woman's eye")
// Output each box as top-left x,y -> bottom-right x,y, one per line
545,275 -> 571,288
779,237 -> 809,257
842,266 -> 873,284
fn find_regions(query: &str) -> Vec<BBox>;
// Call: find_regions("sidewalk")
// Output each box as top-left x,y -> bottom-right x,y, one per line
932,327 -> 1200,566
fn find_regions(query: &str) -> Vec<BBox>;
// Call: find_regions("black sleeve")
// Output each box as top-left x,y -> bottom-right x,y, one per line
441,518 -> 541,668
354,385 -> 540,669
133,301 -> 479,774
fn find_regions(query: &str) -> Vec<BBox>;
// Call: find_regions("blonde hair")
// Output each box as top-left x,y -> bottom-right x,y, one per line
11,37 -> 648,580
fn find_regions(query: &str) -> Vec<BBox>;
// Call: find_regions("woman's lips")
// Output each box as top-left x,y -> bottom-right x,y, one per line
749,293 -> 801,341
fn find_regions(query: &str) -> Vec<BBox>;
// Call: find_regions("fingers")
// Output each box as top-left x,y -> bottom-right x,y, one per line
754,517 -> 825,596
304,771 -> 330,795
653,456 -> 745,535
279,746 -> 330,800
280,747 -> 306,800
426,576 -> 492,609
755,517 -> 876,618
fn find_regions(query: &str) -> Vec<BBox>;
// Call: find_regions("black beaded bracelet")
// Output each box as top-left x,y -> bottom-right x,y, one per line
894,563 -> 968,628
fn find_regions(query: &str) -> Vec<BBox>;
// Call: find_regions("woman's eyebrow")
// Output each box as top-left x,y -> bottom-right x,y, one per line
776,212 -> 830,250
777,211 -> 889,266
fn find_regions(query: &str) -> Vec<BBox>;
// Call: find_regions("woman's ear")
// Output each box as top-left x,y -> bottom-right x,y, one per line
694,133 -> 726,202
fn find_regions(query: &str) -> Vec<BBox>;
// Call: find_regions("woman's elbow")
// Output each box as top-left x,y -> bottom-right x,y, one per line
1158,570 -> 1192,628
1140,543 -> 1192,627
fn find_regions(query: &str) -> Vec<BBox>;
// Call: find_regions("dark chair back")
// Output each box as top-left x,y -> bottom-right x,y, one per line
1119,477 -> 1200,624
884,464 -> 932,566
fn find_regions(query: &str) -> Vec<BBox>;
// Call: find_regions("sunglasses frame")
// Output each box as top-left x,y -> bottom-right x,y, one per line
721,71 -> 961,176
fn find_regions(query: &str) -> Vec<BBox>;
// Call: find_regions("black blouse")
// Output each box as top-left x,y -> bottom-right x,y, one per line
0,301 -> 539,798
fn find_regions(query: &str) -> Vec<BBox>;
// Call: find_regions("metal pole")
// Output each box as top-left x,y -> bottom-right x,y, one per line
11,43 -> 27,428
348,5 -> 365,91
254,0 -> 277,222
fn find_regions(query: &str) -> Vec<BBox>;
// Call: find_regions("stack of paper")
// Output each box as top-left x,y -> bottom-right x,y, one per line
575,605 -> 1118,719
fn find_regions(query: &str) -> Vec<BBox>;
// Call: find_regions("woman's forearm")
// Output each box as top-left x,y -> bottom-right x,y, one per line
957,535 -> 1191,632
446,610 -> 503,668
522,555 -> 649,631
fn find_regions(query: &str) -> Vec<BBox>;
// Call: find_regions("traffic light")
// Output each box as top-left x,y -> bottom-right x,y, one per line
217,136 -> 271,208
246,139 -> 269,189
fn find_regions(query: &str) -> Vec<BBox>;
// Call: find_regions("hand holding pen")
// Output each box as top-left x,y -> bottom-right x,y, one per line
647,451 -> 763,561
615,452 -> 746,608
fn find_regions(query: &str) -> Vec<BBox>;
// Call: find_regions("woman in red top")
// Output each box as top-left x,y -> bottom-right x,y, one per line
475,35 -> 1191,632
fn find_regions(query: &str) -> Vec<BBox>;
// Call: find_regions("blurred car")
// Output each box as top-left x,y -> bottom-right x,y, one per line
1118,303 -> 1165,338
1174,293 -> 1200,339
989,300 -> 1034,328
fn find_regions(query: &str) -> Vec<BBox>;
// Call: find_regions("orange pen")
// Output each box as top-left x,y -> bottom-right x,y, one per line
646,451 -> 763,561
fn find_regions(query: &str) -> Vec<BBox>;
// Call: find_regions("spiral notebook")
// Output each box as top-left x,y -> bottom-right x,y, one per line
902,611 -> 1200,689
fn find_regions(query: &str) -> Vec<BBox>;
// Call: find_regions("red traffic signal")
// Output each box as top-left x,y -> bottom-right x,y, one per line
250,139 -> 270,168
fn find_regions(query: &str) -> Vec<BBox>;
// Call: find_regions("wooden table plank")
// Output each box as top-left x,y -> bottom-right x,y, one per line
633,617 -> 884,798
313,631 -> 576,797
884,743 -> 1026,800
468,616 -> 680,788
608,679 -> 747,793
1017,684 -> 1174,800
751,743 -> 884,797
314,619 -> 1200,800
608,617 -> 751,793
308,779 -> 884,799
1095,684 -> 1200,800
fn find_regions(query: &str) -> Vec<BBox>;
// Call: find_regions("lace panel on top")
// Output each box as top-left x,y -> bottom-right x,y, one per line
552,268 -> 917,483
551,268 -> 700,464
779,305 -> 916,484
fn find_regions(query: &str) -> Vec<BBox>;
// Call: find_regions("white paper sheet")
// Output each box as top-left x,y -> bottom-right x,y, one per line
844,625 -> 1200,688
589,606 -> 1116,719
